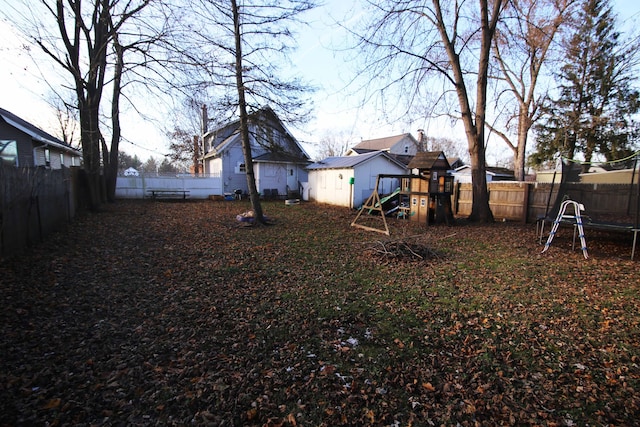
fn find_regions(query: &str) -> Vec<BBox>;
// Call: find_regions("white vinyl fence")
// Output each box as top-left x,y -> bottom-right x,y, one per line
116,174 -> 223,199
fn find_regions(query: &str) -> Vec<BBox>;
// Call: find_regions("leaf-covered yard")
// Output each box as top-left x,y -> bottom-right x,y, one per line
1,200 -> 639,426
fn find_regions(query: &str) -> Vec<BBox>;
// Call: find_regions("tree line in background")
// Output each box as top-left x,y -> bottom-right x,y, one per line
7,0 -> 314,223
117,151 -> 184,175
348,0 -> 638,221
6,0 -> 639,222
531,0 -> 640,171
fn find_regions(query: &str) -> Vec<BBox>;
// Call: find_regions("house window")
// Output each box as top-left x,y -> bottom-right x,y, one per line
404,145 -> 409,153
0,140 -> 18,166
60,153 -> 65,165
44,148 -> 51,167
235,162 -> 246,174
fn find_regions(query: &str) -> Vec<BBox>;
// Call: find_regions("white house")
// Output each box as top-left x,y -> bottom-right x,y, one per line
306,151 -> 408,208
202,107 -> 310,198
452,165 -> 515,183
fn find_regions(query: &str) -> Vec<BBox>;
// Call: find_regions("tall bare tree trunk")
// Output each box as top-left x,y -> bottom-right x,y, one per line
433,0 -> 498,222
231,0 -> 265,224
105,31 -> 124,203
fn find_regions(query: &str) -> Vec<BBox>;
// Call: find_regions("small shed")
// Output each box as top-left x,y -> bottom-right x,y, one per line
306,151 -> 407,208
407,151 -> 454,224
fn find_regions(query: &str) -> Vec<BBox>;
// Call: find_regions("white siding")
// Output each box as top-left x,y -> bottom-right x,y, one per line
256,162 -> 288,196
390,135 -> 419,156
308,168 -> 354,207
308,156 -> 406,208
352,156 -> 405,207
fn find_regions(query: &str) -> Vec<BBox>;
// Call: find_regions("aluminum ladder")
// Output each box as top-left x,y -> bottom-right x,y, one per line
542,199 -> 589,259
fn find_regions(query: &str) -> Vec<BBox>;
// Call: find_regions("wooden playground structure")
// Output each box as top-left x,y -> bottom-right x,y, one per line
352,152 -> 455,235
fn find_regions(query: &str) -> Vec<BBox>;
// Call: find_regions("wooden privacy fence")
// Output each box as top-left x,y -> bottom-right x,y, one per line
0,165 -> 80,258
454,181 -> 639,223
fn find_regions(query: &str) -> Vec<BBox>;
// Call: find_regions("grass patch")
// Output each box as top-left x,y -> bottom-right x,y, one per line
1,199 -> 639,426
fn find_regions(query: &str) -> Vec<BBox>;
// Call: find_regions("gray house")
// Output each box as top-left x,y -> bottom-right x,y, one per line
0,107 -> 82,169
346,133 -> 421,158
202,107 -> 310,198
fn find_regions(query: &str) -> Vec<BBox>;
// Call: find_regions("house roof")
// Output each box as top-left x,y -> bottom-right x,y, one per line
203,131 -> 241,159
307,151 -> 406,170
407,151 -> 451,170
388,153 -> 415,166
351,133 -> 417,152
253,151 -> 310,164
454,165 -> 515,177
0,107 -> 80,154
203,106 -> 309,160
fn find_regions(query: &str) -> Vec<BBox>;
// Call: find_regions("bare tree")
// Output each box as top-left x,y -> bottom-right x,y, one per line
188,0 -> 316,224
487,0 -> 577,180
8,0 -> 199,206
315,130 -> 353,159
46,93 -> 79,148
426,136 -> 469,164
350,0 -> 506,222
20,0 -> 152,209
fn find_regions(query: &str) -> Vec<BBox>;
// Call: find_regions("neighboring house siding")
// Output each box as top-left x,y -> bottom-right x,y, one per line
349,133 -> 420,157
255,162 -> 308,197
0,121 -> 32,167
308,155 -> 406,208
0,109 -> 82,169
389,135 -> 419,156
308,167 -> 354,208
353,156 -> 405,206
202,107 -> 310,196
226,144 -> 249,193
256,162 -> 285,195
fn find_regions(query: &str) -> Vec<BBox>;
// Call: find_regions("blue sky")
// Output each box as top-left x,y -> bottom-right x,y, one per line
1,0 -> 639,163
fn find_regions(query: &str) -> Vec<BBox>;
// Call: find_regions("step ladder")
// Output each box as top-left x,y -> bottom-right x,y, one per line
542,199 -> 589,259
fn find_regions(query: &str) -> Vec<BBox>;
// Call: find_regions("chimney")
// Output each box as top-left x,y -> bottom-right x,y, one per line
201,104 -> 208,136
417,129 -> 425,152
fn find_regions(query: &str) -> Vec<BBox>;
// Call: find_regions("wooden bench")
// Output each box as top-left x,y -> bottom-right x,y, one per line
147,189 -> 190,200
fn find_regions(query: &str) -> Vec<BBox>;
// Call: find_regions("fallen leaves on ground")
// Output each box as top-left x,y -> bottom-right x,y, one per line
1,200 -> 639,426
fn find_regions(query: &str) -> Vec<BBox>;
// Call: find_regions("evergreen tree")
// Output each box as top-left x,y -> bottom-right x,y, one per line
158,158 -> 179,174
531,0 -> 640,169
118,152 -> 143,172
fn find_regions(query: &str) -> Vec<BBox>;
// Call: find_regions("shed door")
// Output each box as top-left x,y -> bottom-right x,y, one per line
286,164 -> 297,195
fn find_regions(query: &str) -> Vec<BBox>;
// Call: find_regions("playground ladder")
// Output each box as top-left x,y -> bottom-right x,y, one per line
542,199 -> 589,259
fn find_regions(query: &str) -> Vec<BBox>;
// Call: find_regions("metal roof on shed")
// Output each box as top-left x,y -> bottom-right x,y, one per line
307,151 -> 405,170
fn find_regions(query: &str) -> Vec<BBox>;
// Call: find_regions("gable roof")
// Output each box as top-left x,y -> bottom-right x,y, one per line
203,131 -> 241,159
204,106 -> 309,160
0,107 -> 80,154
351,133 -> 418,152
454,164 -> 515,178
307,151 -> 406,170
253,151 -> 311,164
408,151 -> 451,170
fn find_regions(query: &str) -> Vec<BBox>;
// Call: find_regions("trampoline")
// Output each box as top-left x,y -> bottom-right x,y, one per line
537,153 -> 640,260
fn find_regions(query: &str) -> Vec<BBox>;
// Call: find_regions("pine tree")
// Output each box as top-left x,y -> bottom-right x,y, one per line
532,0 -> 639,169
